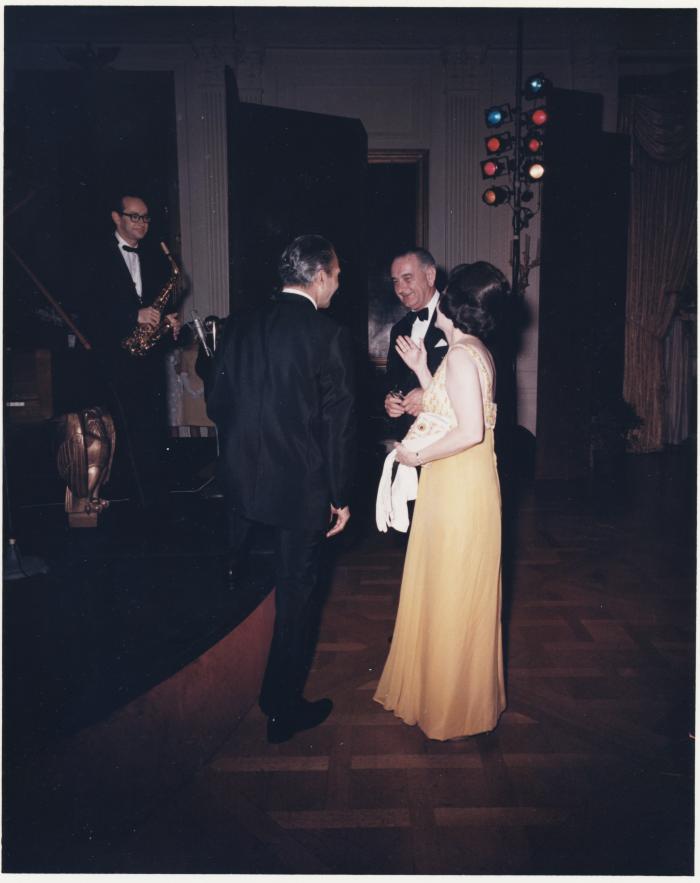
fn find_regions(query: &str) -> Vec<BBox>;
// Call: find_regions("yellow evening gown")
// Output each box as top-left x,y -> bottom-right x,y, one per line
374,343 -> 506,740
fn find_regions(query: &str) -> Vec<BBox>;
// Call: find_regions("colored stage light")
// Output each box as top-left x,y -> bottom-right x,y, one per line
524,160 -> 546,181
485,132 -> 513,155
482,186 -> 511,206
524,73 -> 551,99
527,107 -> 549,127
525,132 -> 544,154
484,104 -> 512,128
480,157 -> 509,179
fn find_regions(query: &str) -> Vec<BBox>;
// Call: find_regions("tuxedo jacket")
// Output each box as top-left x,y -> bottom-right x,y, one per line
385,309 -> 448,439
76,235 -> 173,418
79,235 -> 172,359
207,291 -> 356,532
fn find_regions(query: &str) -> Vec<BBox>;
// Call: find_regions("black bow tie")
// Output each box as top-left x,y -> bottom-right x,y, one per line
413,308 -> 429,322
122,245 -> 139,253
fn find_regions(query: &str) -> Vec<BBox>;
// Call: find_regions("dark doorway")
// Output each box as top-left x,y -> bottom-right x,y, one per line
5,69 -> 180,337
366,150 -> 429,367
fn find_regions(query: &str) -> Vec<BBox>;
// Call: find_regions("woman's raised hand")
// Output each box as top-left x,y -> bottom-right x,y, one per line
395,335 -> 427,374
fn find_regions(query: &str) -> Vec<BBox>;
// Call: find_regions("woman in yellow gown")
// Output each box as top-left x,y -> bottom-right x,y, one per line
374,262 -> 507,741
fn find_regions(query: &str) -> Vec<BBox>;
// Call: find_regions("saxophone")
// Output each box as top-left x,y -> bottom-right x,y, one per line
122,241 -> 181,357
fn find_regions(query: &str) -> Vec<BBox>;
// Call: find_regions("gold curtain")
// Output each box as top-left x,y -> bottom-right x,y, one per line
619,79 -> 696,452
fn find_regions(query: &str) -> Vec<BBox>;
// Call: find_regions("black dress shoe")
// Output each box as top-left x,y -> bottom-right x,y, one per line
266,698 -> 333,744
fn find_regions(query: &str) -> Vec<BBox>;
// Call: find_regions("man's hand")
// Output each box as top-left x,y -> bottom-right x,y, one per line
384,392 -> 405,418
327,504 -> 350,538
138,306 -> 161,328
402,387 -> 424,416
166,312 -> 182,340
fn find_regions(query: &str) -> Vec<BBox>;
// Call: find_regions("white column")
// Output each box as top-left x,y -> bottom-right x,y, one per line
180,41 -> 236,320
443,49 -> 481,269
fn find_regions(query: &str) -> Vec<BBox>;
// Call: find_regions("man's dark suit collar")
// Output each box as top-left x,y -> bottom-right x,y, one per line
424,316 -> 445,343
275,290 -> 317,309
109,234 -> 138,281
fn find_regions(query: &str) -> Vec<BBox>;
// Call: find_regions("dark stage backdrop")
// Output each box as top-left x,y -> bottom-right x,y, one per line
5,69 -> 179,348
535,88 -> 630,481
4,69 -> 180,506
226,71 -> 368,353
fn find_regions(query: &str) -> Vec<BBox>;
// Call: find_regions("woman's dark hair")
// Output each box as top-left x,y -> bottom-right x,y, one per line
278,234 -> 336,286
439,261 -> 509,340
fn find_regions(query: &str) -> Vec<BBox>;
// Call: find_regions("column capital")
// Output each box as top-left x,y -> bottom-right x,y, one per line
191,39 -> 237,90
233,46 -> 266,103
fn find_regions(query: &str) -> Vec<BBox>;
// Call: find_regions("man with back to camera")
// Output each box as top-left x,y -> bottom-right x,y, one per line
206,233 -> 356,744
383,247 -> 448,440
79,193 -> 182,511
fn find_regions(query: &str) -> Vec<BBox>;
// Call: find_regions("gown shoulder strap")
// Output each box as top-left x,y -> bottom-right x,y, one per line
448,343 -> 494,404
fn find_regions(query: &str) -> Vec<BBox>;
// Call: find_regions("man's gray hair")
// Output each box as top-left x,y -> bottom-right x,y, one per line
279,234 -> 337,287
392,247 -> 436,271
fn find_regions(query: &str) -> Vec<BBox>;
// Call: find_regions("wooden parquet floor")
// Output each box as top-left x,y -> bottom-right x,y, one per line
116,457 -> 695,875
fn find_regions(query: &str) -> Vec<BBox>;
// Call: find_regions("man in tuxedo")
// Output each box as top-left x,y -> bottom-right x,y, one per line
207,234 -> 356,743
383,247 -> 448,440
79,193 -> 181,509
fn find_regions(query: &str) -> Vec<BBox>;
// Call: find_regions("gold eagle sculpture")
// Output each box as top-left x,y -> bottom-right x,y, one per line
56,407 -> 116,528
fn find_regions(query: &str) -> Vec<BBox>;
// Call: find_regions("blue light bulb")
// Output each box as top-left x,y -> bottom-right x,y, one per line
486,108 -> 503,127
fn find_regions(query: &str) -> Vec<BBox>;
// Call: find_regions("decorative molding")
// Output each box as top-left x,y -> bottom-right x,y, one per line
264,49 -> 435,143
234,47 -> 265,104
192,40 -> 236,88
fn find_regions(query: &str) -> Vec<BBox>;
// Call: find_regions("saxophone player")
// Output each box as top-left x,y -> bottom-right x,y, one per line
78,192 -> 182,515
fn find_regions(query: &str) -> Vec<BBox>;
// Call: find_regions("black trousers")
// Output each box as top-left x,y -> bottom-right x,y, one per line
107,360 -> 168,509
229,510 -> 325,717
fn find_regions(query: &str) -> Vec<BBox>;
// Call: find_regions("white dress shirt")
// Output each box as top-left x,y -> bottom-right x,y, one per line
115,232 -> 143,300
410,289 -> 440,342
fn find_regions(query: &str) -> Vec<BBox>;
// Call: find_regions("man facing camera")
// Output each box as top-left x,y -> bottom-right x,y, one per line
79,193 -> 181,511
207,234 -> 356,744
384,248 -> 448,440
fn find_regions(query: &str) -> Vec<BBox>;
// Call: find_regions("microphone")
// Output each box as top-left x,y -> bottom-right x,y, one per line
191,309 -> 212,358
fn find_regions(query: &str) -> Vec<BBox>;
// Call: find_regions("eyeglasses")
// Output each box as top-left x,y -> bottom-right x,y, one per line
120,212 -> 151,223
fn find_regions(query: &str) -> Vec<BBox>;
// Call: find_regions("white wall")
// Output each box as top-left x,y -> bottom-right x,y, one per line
6,7 -> 693,435
232,20 -> 621,435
